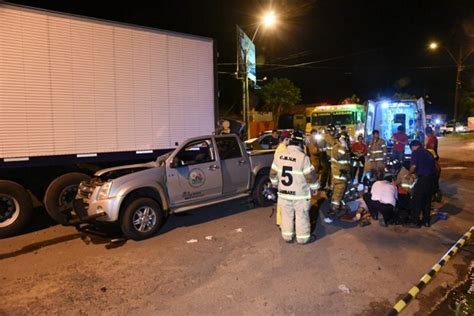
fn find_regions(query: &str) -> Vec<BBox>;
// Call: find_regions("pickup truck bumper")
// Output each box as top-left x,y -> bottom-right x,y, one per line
63,199 -> 108,226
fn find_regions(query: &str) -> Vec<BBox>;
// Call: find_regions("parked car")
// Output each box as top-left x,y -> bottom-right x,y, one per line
441,123 -> 466,134
67,135 -> 274,240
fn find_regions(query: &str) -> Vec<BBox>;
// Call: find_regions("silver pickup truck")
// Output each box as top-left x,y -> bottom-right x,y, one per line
67,134 -> 274,240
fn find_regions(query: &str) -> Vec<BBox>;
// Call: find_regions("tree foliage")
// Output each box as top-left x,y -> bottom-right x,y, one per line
259,78 -> 302,124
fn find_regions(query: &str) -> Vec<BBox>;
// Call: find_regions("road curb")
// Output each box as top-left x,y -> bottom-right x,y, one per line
387,226 -> 474,316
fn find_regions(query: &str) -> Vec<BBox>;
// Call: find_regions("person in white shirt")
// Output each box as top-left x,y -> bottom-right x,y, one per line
362,174 -> 398,226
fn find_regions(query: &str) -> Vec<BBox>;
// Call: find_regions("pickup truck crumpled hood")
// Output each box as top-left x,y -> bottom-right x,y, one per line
95,162 -> 157,180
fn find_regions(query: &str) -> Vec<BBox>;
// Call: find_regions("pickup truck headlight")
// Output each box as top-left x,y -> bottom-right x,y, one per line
97,181 -> 112,200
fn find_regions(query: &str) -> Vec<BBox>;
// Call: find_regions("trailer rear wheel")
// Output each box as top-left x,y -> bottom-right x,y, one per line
44,172 -> 90,224
0,181 -> 33,238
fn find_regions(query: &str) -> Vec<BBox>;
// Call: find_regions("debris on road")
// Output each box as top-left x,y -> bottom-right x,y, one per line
205,236 -> 213,240
186,239 -> 198,244
235,228 -> 243,233
338,284 -> 351,294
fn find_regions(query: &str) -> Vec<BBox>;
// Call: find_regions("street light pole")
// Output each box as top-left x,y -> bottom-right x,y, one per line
429,42 -> 473,127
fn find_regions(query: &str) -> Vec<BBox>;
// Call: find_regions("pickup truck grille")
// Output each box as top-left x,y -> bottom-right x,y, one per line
77,178 -> 102,199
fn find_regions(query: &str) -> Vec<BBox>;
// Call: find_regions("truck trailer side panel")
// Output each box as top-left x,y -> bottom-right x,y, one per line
0,4 -> 215,160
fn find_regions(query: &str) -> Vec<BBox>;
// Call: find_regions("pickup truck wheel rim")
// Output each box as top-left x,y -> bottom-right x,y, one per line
132,206 -> 157,233
261,179 -> 272,196
0,195 -> 20,228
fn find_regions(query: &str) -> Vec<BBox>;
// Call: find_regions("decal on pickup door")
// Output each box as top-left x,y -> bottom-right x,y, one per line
188,168 -> 206,188
182,191 -> 204,200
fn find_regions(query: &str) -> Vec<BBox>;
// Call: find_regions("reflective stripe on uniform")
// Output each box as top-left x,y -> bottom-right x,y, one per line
375,158 -> 384,161
278,192 -> 311,200
309,182 -> 319,190
270,178 -> 278,185
303,165 -> 315,174
371,150 -> 383,154
381,144 -> 387,148
332,158 -> 350,164
338,149 -> 346,155
333,175 -> 347,180
297,234 -> 310,239
282,232 -> 294,236
271,163 -> 281,172
331,201 -> 340,205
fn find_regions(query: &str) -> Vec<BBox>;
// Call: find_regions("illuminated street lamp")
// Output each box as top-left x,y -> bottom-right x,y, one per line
237,10 -> 278,139
429,41 -> 473,127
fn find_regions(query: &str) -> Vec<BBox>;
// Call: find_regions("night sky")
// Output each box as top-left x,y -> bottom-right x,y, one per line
8,0 -> 474,118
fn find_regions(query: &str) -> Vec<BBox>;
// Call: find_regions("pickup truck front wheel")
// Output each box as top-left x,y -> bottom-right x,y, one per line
252,175 -> 274,207
120,198 -> 164,240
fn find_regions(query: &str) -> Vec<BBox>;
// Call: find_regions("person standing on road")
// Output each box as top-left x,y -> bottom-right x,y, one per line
324,124 -> 338,190
307,129 -> 322,177
425,126 -> 438,158
367,130 -> 387,180
391,125 -> 408,162
273,132 -> 291,228
351,134 -> 368,184
405,140 -> 437,228
270,131 -> 319,244
329,133 -> 351,218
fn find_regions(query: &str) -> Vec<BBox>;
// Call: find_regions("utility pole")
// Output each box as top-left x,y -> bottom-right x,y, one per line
453,48 -> 463,125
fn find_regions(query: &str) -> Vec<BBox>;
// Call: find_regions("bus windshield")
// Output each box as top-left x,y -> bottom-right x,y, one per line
332,112 -> 354,125
312,113 -> 332,125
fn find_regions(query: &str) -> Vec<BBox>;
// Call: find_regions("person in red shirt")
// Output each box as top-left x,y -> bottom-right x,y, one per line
425,126 -> 438,158
351,134 -> 368,183
391,125 -> 408,162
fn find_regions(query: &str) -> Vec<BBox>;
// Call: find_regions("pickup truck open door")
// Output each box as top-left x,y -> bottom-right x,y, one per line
166,138 -> 223,206
215,135 -> 251,195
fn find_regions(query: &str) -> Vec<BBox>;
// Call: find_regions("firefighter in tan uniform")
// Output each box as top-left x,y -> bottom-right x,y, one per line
367,129 -> 387,180
322,124 -> 337,190
329,133 -> 352,215
270,131 -> 319,244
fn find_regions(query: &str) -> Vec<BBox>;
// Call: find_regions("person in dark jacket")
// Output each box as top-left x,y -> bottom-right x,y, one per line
405,140 -> 437,228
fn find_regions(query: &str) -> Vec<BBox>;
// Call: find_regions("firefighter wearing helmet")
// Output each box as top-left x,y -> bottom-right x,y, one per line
329,132 -> 352,218
269,131 -> 319,244
322,123 -> 337,189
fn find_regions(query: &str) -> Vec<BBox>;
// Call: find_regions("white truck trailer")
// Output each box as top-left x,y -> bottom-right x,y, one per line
0,3 -> 217,237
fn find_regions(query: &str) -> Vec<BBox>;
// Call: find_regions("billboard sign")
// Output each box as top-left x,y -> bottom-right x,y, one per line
236,25 -> 256,83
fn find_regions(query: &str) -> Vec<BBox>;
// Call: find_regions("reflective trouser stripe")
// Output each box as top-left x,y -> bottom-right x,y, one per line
278,193 -> 311,200
375,158 -> 384,161
333,175 -> 347,180
331,201 -> 340,205
270,178 -> 278,185
282,232 -> 294,236
371,150 -> 383,153
338,149 -> 346,155
309,182 -> 319,190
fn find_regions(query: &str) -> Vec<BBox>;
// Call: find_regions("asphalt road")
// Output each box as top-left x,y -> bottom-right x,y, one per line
1,135 -> 473,315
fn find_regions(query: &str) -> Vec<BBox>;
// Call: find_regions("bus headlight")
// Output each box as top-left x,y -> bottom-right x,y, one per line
97,181 -> 112,200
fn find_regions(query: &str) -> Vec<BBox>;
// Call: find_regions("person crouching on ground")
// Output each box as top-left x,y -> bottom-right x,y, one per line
270,131 -> 319,244
405,140 -> 437,228
362,174 -> 398,226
